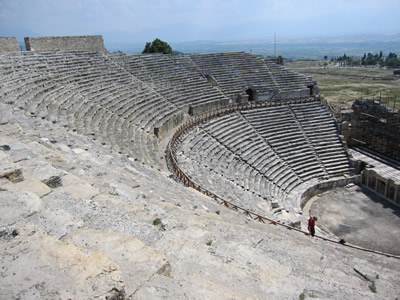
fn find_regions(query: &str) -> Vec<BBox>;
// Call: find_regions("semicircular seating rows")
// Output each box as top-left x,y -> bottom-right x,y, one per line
175,99 -> 352,215
0,50 -> 351,217
0,51 -> 184,169
111,53 -> 230,115
189,52 -> 317,100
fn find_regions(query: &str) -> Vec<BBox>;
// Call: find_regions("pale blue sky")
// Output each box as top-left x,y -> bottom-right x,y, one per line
1,0 -> 399,42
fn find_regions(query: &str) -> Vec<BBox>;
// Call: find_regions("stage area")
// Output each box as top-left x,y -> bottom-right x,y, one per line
309,185 -> 400,255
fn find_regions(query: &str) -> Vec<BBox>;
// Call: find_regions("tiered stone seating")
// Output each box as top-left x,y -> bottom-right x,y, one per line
189,52 -> 273,99
263,60 -> 314,93
176,126 -> 272,215
242,102 -> 352,196
0,51 -> 181,169
241,106 -> 326,185
0,50 -> 347,213
177,112 -> 287,213
189,52 -> 314,100
289,102 -> 351,177
0,50 -> 319,173
112,53 -> 230,114
176,100 -> 352,211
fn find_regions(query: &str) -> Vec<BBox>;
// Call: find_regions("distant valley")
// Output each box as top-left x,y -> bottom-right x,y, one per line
105,34 -> 400,60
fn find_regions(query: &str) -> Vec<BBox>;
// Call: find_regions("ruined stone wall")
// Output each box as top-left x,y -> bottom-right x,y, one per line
24,35 -> 106,52
343,125 -> 400,159
362,168 -> 400,205
0,37 -> 20,53
342,99 -> 400,160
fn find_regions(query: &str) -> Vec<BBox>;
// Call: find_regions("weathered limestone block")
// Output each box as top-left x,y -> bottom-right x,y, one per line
0,150 -> 10,162
58,173 -> 99,199
72,147 -> 86,154
134,274 -> 256,300
24,35 -> 106,52
24,140 -> 57,158
0,104 -> 12,124
84,194 -> 164,244
0,224 -> 125,299
10,146 -> 38,163
27,207 -> 85,239
7,177 -> 52,198
64,228 -> 168,296
280,210 -> 301,229
21,159 -> 64,181
0,37 -> 19,53
0,136 -> 18,149
46,153 -> 77,172
150,220 -> 300,298
41,190 -> 100,222
0,191 -> 43,226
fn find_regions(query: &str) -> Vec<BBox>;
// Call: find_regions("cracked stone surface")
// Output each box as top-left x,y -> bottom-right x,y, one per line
0,224 -> 125,299
63,228 -> 168,296
0,190 -> 44,227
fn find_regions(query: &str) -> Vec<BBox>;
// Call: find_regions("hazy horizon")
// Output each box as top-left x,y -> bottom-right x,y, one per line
1,0 -> 399,43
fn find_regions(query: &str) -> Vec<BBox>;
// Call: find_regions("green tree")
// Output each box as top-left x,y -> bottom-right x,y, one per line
142,38 -> 173,55
386,52 -> 400,67
365,53 -> 378,66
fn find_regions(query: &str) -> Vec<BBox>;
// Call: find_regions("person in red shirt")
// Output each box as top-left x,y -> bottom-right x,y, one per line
308,216 -> 318,237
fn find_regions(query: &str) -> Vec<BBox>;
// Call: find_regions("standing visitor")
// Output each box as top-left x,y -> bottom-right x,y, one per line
308,216 -> 318,237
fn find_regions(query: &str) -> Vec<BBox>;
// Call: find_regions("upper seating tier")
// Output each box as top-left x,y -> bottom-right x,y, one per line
190,52 -> 318,101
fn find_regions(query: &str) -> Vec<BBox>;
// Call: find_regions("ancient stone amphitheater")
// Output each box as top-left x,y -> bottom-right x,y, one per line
0,36 -> 399,299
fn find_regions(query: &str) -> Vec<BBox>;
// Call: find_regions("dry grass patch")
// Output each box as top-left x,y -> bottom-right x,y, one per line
286,60 -> 400,110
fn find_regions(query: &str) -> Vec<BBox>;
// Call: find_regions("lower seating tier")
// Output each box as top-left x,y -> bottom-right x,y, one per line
175,100 -> 352,212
